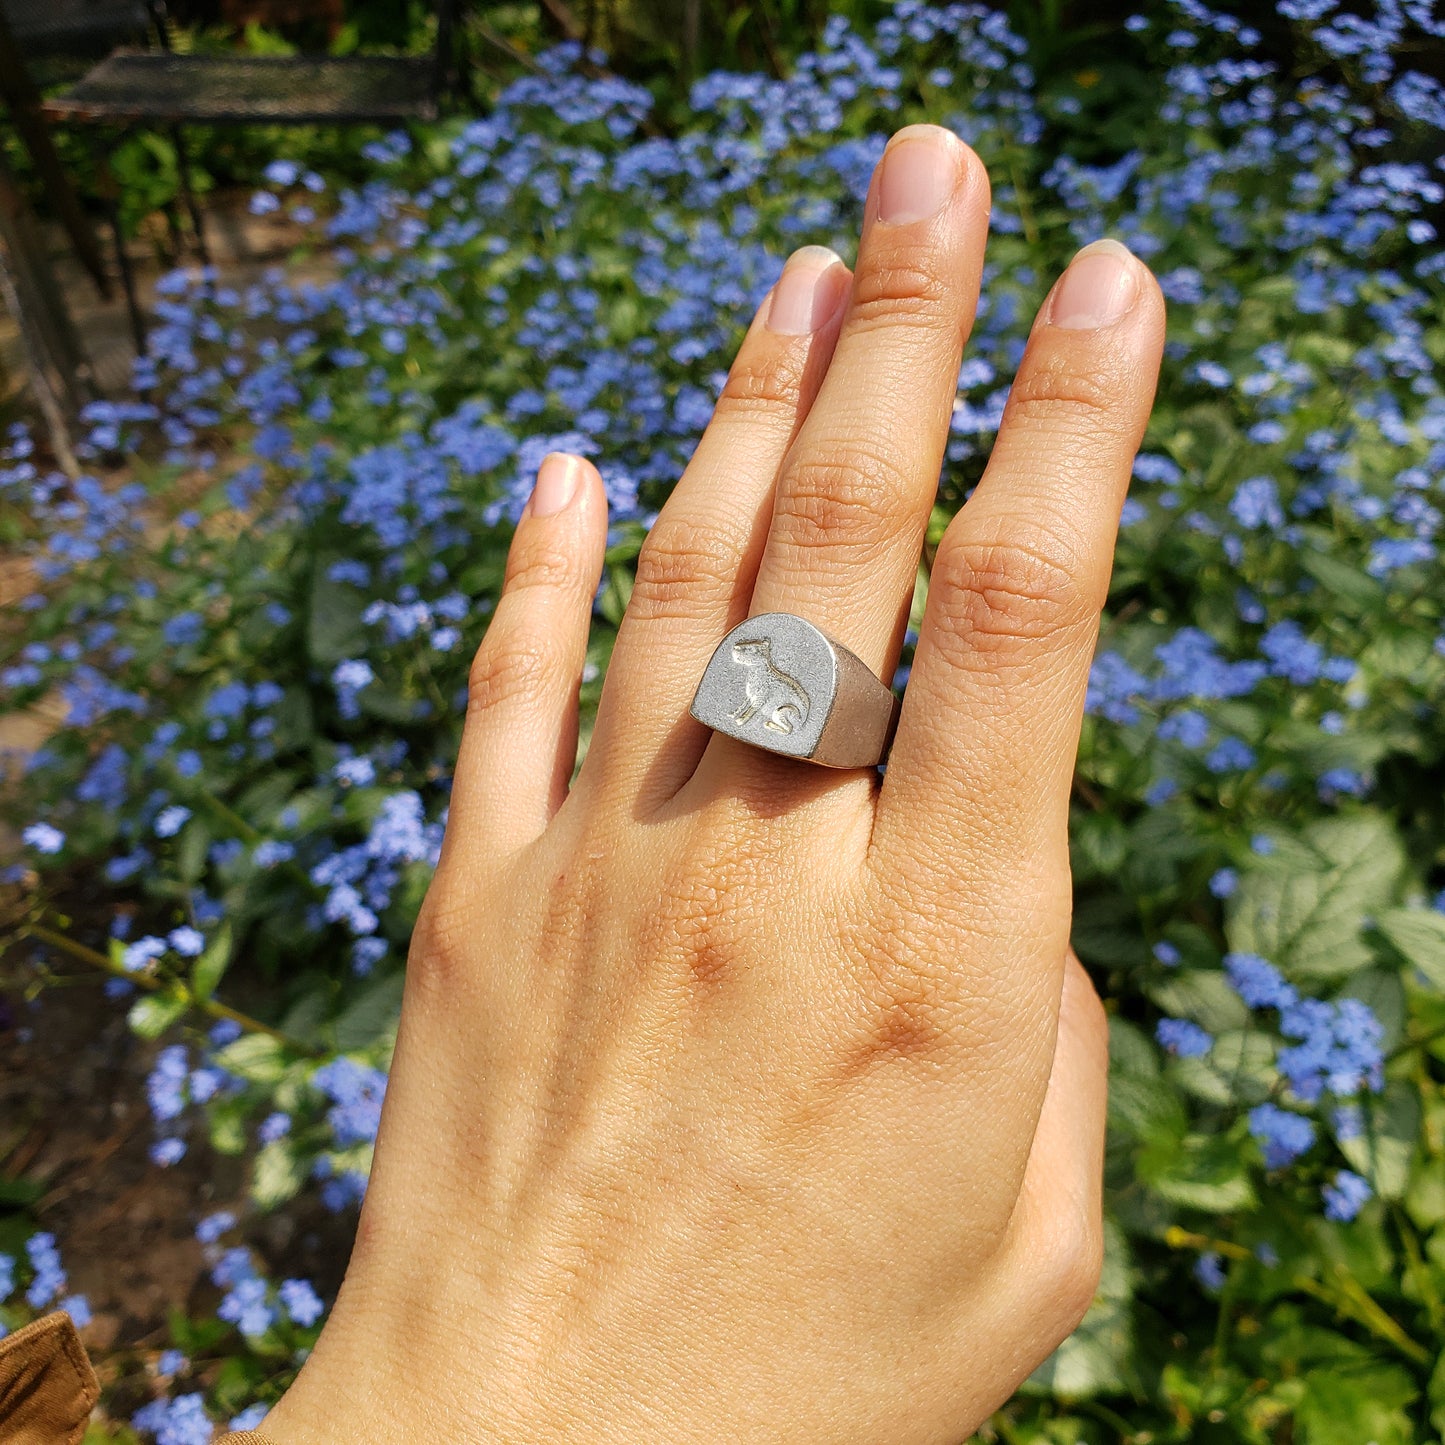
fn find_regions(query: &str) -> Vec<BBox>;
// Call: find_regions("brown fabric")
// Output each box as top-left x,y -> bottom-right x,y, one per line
0,1312 -> 100,1445
0,1308 -> 274,1445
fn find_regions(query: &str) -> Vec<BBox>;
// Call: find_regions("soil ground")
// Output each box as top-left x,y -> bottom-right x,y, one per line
0,951 -> 356,1378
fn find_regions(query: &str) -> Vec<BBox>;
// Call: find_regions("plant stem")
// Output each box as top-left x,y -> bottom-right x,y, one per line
1209,1259 -> 1235,1377
1008,159 -> 1040,248
1080,1399 -> 1138,1439
1291,1270 -> 1429,1367
1163,1225 -> 1251,1261
1390,1202 -> 1443,1335
1165,1225 -> 1428,1366
196,788 -> 262,845
22,920 -> 319,1055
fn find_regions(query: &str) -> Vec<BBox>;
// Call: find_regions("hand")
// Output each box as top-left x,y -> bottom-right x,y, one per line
264,123 -> 1165,1444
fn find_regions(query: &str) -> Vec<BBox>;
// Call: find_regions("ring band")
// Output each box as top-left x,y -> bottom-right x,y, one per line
689,612 -> 900,769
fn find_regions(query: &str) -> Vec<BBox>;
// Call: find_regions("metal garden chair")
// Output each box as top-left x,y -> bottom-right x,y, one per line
24,0 -> 459,347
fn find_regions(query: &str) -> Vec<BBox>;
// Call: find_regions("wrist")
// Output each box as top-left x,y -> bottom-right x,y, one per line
258,1303 -> 588,1445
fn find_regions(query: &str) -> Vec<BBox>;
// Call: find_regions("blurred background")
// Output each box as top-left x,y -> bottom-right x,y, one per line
2,0 -> 1437,416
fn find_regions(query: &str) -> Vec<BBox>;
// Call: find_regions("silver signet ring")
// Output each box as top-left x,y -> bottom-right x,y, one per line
689,612 -> 901,769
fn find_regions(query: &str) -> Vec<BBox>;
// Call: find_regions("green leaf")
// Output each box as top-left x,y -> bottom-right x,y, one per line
1294,1361 -> 1417,1445
207,1096 -> 248,1156
357,687 -> 420,724
279,989 -> 329,1046
1171,1029 -> 1276,1107
1121,805 -> 1209,895
175,817 -> 211,885
1298,548 -> 1384,611
307,564 -> 369,665
1338,967 -> 1405,1052
1071,811 -> 1128,880
1108,1016 -> 1162,1082
1140,1131 -> 1257,1211
0,1176 -> 44,1207
252,1141 -> 306,1210
1108,1073 -> 1185,1144
455,548 -> 507,599
1071,891 -> 1149,971
1405,1155 -> 1445,1230
191,923 -> 234,1001
234,769 -> 303,828
1227,814 -> 1405,982
1147,970 -> 1251,1034
213,1032 -> 287,1085
1374,907 -> 1445,989
331,971 -> 405,1052
129,991 -> 189,1040
1339,1083 -> 1420,1202
1360,624 -> 1434,681
1108,1019 -> 1188,1143
596,561 -> 634,627
1293,332 -> 1356,369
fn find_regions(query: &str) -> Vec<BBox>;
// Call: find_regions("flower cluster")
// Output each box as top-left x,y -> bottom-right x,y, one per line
0,1234 -> 90,1339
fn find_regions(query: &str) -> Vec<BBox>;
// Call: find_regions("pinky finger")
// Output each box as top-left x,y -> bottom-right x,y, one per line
964,953 -> 1110,1394
442,453 -> 608,868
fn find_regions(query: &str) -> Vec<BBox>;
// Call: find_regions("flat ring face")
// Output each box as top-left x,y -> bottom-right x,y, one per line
689,612 -> 838,760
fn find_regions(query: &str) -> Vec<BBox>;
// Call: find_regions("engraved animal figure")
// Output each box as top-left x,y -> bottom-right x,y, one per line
729,637 -> 811,735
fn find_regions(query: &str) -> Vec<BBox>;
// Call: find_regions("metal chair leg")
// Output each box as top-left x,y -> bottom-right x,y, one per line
0,6 -> 113,301
0,151 -> 94,471
162,199 -> 187,264
169,125 -> 209,265
107,201 -> 146,354
90,134 -> 146,353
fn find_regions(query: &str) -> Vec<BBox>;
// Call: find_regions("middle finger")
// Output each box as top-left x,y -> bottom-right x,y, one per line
696,124 -> 990,787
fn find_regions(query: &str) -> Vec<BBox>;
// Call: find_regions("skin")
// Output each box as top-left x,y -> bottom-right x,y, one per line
262,124 -> 1166,1444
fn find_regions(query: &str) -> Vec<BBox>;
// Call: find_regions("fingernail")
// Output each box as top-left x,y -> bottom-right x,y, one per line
877,126 -> 959,225
1048,239 -> 1139,329
530,453 -> 581,517
766,245 -> 846,334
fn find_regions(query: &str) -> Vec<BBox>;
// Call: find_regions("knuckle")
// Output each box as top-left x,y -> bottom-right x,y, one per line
629,515 -> 740,623
834,897 -> 971,1076
467,629 -> 564,715
505,537 -> 582,594
850,254 -> 955,332
714,345 -> 809,422
1037,1210 -> 1105,1337
773,444 -> 911,559
636,817 -> 773,998
1005,354 -> 1123,434
406,884 -> 476,1001
652,866 -> 742,996
930,524 -> 1098,659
